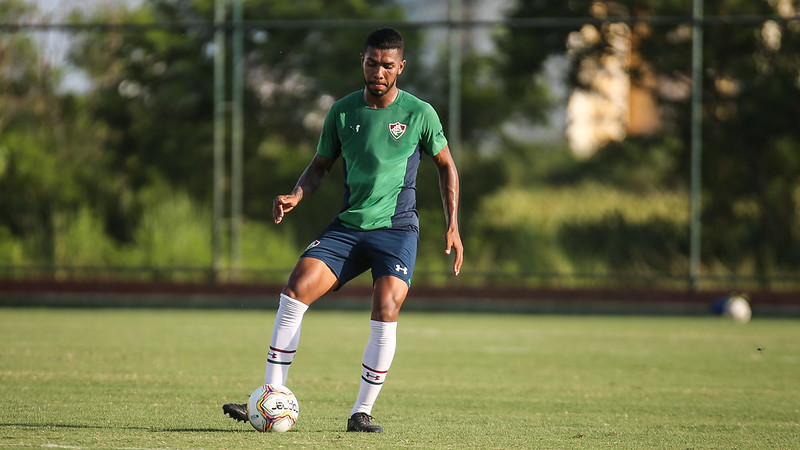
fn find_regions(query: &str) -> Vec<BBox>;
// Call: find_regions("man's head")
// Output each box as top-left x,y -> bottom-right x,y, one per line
363,28 -> 405,57
361,28 -> 406,100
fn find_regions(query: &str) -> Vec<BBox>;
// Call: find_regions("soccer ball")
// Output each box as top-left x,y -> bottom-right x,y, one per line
726,295 -> 752,324
247,384 -> 299,432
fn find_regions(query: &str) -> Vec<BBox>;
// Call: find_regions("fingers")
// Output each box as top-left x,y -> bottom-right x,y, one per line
445,238 -> 463,277
273,195 -> 296,224
273,197 -> 284,224
452,245 -> 463,276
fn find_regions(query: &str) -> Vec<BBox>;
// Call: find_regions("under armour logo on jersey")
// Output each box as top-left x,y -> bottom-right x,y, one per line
350,124 -> 361,132
395,264 -> 408,275
389,121 -> 407,139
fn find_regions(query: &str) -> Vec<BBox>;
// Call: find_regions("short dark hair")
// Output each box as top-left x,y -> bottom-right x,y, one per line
364,28 -> 405,55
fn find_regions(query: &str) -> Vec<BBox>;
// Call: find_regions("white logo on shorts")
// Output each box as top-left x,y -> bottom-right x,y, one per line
395,264 -> 408,275
305,240 -> 320,251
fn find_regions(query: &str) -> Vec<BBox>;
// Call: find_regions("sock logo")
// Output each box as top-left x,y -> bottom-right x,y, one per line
267,346 -> 297,366
364,372 -> 381,381
361,363 -> 388,385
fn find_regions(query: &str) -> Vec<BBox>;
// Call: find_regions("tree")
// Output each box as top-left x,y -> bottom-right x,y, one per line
488,0 -> 800,279
68,0 -> 417,244
632,0 -> 800,276
0,0 -> 113,264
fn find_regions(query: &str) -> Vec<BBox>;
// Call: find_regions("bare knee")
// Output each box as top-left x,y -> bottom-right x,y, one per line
371,276 -> 409,322
372,298 -> 403,322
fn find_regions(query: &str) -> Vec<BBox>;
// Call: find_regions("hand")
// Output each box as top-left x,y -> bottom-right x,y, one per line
444,228 -> 463,276
273,193 -> 300,224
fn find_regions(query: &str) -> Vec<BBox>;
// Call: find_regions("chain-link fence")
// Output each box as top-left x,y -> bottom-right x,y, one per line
2,0 -> 799,292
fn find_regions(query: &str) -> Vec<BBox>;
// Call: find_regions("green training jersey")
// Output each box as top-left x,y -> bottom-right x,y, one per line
316,89 -> 448,231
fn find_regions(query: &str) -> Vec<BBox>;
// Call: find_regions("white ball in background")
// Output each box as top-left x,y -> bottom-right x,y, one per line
726,296 -> 752,324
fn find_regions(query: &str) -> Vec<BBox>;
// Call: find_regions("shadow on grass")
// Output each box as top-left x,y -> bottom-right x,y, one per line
0,422 -> 244,433
1,421 -> 343,434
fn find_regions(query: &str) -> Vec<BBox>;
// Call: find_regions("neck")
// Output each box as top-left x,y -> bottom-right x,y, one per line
363,87 -> 399,109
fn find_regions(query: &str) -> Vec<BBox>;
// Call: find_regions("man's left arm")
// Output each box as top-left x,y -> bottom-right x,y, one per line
432,145 -> 463,276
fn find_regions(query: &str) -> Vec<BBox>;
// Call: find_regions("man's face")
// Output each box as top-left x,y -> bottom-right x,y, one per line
361,47 -> 406,98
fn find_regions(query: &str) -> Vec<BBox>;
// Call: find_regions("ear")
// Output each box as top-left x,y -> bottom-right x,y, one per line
397,59 -> 406,75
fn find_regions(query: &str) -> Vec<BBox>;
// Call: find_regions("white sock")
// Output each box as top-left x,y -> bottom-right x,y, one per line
263,293 -> 308,386
351,320 -> 398,416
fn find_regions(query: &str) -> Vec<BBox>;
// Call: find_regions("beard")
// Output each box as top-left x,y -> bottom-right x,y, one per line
364,77 -> 396,97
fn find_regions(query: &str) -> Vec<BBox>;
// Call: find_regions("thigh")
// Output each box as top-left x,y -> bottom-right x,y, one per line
283,257 -> 339,305
297,220 -> 370,291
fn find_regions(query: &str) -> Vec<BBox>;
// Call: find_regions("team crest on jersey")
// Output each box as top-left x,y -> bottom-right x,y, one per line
389,122 -> 407,140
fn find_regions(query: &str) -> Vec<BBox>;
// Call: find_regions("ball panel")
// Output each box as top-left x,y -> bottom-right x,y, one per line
247,384 -> 299,432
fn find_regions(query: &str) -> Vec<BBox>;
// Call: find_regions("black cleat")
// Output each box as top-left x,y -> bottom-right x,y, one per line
347,412 -> 383,433
223,403 -> 249,423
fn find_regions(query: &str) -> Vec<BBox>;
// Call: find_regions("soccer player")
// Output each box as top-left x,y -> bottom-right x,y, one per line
223,27 -> 463,433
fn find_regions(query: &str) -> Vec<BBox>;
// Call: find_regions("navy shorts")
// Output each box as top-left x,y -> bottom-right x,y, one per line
301,219 -> 419,287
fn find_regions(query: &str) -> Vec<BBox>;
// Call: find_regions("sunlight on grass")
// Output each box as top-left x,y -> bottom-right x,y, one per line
1,309 -> 797,448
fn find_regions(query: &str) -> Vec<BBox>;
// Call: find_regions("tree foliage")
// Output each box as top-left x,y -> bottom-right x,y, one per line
0,0 -> 114,262
494,0 -> 800,276
2,0 -> 799,284
67,0 -> 416,243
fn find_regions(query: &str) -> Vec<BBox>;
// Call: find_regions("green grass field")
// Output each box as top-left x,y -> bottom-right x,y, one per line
1,308 -> 797,449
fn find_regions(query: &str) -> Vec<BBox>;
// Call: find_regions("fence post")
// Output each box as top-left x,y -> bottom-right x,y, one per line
448,0 -> 462,168
231,0 -> 244,280
212,0 -> 227,281
689,0 -> 704,290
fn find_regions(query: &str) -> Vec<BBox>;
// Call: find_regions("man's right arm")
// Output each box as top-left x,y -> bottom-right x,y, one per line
273,153 -> 336,224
